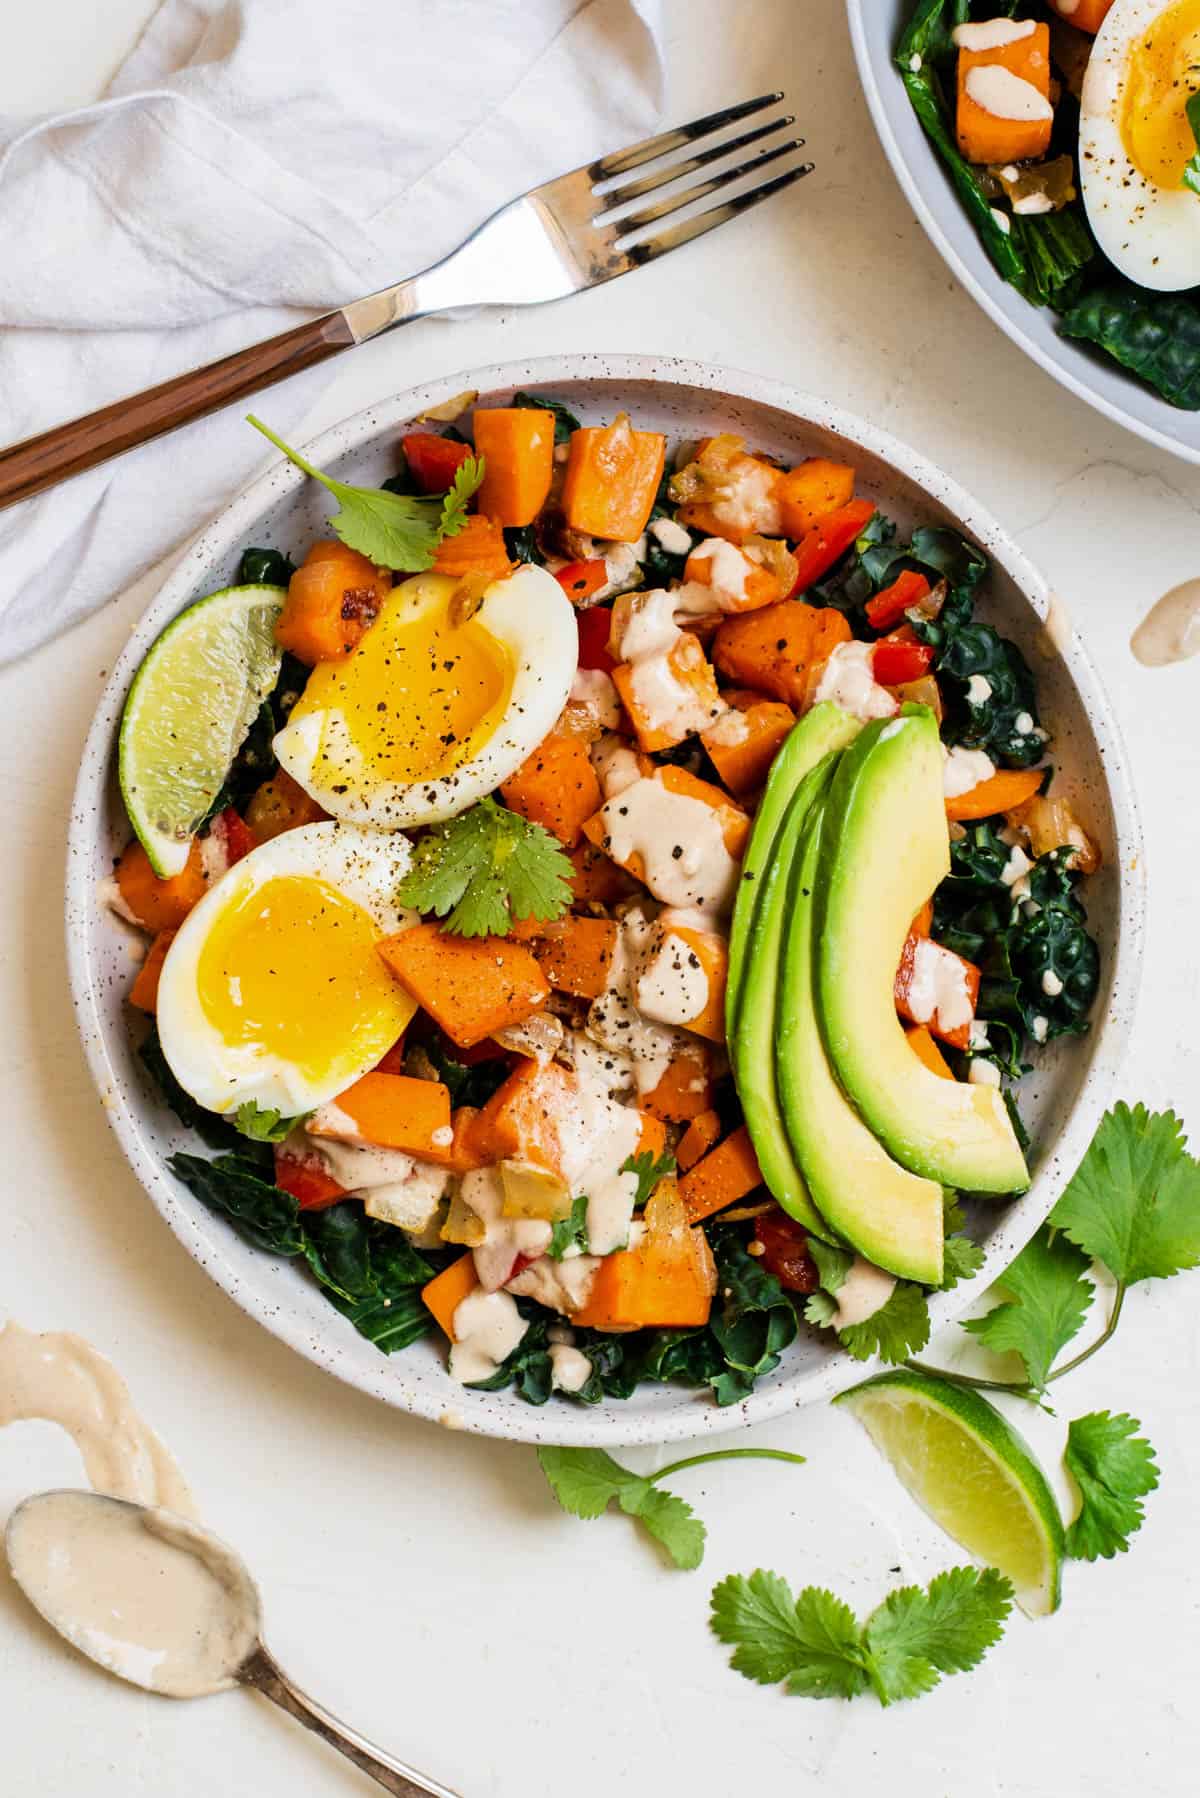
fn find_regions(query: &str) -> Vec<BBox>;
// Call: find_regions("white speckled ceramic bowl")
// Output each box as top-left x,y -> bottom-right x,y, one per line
847,1 -> 1200,466
67,355 -> 1144,1446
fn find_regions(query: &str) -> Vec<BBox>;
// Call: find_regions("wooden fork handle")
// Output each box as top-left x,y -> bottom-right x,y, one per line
0,310 -> 356,511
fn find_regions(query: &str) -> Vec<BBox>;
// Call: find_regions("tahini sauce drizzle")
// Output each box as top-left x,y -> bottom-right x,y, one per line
1131,579 -> 1200,667
1,1322 -> 259,1697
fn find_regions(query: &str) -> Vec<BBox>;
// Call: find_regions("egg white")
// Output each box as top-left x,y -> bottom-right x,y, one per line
1080,0 -> 1200,291
273,563 -> 578,830
156,822 -> 417,1117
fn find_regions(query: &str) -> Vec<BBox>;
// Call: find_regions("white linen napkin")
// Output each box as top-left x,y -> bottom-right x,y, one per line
0,0 -> 663,663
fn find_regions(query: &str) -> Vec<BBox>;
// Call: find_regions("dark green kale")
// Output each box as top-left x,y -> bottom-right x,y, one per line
1060,283 -> 1200,411
237,546 -> 295,587
512,391 -> 581,443
419,1037 -> 511,1110
504,524 -> 545,566
642,472 -> 697,587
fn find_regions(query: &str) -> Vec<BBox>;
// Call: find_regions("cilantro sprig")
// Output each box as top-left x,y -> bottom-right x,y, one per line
537,1445 -> 805,1571
247,415 -> 484,570
396,798 -> 573,938
233,1101 -> 303,1145
622,1148 -> 677,1207
711,1565 -> 1012,1705
1063,1411 -> 1159,1561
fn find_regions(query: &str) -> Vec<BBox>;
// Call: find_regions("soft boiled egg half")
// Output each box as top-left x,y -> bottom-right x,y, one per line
272,563 -> 577,829
1080,0 -> 1200,289
156,822 -> 417,1117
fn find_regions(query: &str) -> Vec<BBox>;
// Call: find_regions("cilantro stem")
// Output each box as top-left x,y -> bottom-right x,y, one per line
650,1448 -> 806,1483
906,1280 -> 1128,1400
247,414 -> 332,490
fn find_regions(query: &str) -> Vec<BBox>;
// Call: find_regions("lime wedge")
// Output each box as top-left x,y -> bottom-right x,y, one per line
119,585 -> 286,876
835,1369 -> 1064,1617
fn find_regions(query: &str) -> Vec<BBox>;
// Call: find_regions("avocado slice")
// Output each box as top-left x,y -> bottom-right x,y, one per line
816,708 -> 1029,1194
776,796 -> 945,1284
731,754 -> 841,1240
726,701 -> 863,1035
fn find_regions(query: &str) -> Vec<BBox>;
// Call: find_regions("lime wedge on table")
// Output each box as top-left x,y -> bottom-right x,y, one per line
119,584 -> 285,877
835,1369 -> 1064,1618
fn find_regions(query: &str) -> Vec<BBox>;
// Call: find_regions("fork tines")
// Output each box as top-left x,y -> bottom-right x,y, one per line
589,93 -> 812,258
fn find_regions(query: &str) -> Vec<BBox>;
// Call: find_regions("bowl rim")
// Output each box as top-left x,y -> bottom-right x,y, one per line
844,0 -> 1200,469
66,351 -> 1145,1446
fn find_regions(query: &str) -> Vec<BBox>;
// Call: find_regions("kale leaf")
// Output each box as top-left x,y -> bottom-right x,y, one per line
237,546 -> 295,587
1061,282 -> 1200,411
419,1037 -> 511,1111
503,524 -> 545,566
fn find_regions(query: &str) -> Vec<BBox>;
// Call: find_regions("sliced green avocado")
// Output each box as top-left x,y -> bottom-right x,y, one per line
777,796 -> 944,1284
816,708 -> 1029,1194
726,701 -> 862,1035
730,753 -> 840,1241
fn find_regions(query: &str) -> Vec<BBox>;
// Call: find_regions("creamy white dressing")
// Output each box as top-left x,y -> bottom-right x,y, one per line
1131,579 -> 1200,667
585,1167 -> 641,1257
549,1342 -> 593,1394
1041,968 -> 1064,998
590,733 -> 642,800
942,744 -> 996,798
650,516 -> 693,556
968,1058 -> 1003,1088
966,673 -> 994,705
831,1259 -> 897,1330
629,641 -> 720,742
990,205 -> 1012,235
448,1288 -> 529,1384
688,536 -> 750,606
1014,710 -> 1035,736
952,17 -> 1036,50
0,1323 -> 193,1515
634,929 -> 711,1029
569,667 -> 621,731
969,1019 -> 992,1051
702,706 -> 751,748
465,1166 -> 553,1291
907,938 -> 974,1033
813,641 -> 898,722
587,911 -> 689,1096
964,64 -> 1052,122
299,1127 -> 448,1204
1031,1014 -> 1049,1044
612,588 -> 678,663
97,874 -> 144,932
599,776 -> 741,912
7,1494 -> 258,1698
1012,190 -> 1055,215
594,538 -> 647,601
1001,843 -> 1034,888
362,1159 -> 451,1233
508,1253 -> 601,1314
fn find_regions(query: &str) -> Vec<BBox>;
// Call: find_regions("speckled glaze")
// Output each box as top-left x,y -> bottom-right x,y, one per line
66,355 -> 1145,1447
848,1 -> 1200,466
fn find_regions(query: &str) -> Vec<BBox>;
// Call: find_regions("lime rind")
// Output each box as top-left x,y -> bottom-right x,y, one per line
836,1368 -> 1065,1618
119,584 -> 285,876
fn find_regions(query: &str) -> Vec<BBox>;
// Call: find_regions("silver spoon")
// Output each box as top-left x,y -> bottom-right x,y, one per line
5,1490 -> 460,1797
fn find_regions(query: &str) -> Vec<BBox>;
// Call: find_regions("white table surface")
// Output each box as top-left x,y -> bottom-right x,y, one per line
4,3 -> 1199,1794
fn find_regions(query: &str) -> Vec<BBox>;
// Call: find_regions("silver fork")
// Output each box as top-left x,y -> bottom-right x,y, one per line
0,94 -> 810,510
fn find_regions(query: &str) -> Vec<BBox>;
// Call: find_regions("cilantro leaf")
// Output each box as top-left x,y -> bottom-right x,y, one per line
808,1237 -> 853,1294
396,798 -> 572,937
941,1231 -> 986,1291
622,1148 -> 677,1208
838,1281 -> 931,1364
1184,91 -> 1200,198
711,1573 -> 869,1697
537,1444 -> 805,1571
803,1289 -> 839,1327
963,1224 -> 1094,1391
1050,1103 -> 1200,1288
621,1485 -> 706,1572
234,1101 -> 303,1144
711,1565 -> 1011,1705
1064,1411 -> 1159,1562
547,1194 -> 589,1261
247,414 -> 483,570
863,1567 -> 1013,1705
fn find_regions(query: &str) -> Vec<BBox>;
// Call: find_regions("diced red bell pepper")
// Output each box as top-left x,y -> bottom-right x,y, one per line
274,1147 -> 347,1211
576,602 -> 616,672
873,630 -> 935,686
208,807 -> 257,870
866,569 -> 932,632
753,1209 -> 819,1293
557,558 -> 610,605
373,1035 -> 408,1076
789,498 -> 876,594
894,933 -> 981,1051
402,432 -> 472,494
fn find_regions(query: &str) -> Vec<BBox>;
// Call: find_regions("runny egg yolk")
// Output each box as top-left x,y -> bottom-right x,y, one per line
289,585 -> 514,787
1120,0 -> 1200,188
196,874 -> 410,1086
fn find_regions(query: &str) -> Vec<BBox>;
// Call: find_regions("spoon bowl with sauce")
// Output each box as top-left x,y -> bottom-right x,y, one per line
6,1490 -> 459,1797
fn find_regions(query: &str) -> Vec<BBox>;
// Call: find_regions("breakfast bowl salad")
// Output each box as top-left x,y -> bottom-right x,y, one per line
896,0 -> 1200,409
98,379 -> 1108,1415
